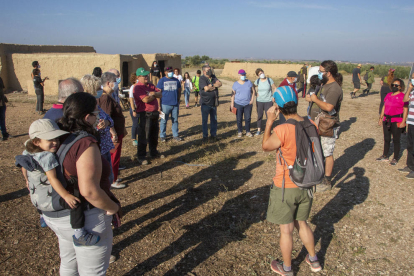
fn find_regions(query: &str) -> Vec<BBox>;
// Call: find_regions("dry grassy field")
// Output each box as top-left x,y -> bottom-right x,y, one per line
1,70 -> 413,275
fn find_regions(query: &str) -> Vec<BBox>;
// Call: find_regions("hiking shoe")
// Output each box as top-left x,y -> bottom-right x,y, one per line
173,136 -> 182,142
270,260 -> 293,276
138,159 -> 149,165
160,137 -> 166,142
256,131 -> 261,136
111,182 -> 126,189
202,137 -> 209,144
406,171 -> 414,179
316,178 -> 331,192
305,254 -> 322,272
376,155 -> 388,162
40,216 -> 47,228
398,166 -> 411,173
210,136 -> 219,142
132,140 -> 138,146
238,132 -> 242,138
73,233 -> 101,246
246,132 -> 253,137
389,159 -> 398,166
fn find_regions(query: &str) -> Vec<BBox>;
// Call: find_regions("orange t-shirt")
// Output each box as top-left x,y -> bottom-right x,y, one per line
272,120 -> 317,189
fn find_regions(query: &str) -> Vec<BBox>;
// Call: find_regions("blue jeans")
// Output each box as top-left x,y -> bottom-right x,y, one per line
184,87 -> 191,107
234,103 -> 252,133
201,104 -> 217,138
0,105 -> 7,136
160,104 -> 179,138
129,108 -> 139,140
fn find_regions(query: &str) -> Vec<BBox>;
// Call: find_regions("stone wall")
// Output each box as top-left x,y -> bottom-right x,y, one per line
221,62 -> 304,80
12,53 -> 120,95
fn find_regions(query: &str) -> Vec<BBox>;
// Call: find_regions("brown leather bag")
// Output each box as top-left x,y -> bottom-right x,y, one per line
315,113 -> 339,137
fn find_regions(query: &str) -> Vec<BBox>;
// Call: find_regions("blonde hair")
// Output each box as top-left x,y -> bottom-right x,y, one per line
80,74 -> 101,96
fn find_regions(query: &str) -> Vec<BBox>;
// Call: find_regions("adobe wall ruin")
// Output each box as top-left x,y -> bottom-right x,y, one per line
221,62 -> 304,80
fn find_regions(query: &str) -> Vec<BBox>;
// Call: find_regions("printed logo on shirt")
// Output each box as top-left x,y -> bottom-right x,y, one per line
163,81 -> 178,92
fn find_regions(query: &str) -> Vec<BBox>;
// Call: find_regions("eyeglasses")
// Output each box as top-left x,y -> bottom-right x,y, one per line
318,70 -> 327,74
90,111 -> 99,116
391,84 -> 400,88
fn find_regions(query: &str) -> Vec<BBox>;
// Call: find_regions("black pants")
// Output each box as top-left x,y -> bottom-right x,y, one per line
35,89 -> 44,112
364,82 -> 372,93
137,111 -> 159,158
59,177 -> 85,229
407,125 -> 414,170
383,121 -> 404,160
256,101 -> 273,130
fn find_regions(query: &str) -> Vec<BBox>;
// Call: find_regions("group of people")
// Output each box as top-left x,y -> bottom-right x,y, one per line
6,56 -> 414,275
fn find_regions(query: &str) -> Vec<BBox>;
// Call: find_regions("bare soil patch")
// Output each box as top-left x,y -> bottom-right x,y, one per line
1,74 -> 413,275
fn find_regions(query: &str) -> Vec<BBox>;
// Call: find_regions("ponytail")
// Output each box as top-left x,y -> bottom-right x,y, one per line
334,73 -> 343,87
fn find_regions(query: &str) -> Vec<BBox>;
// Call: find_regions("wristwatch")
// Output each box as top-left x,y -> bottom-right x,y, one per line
132,110 -> 136,112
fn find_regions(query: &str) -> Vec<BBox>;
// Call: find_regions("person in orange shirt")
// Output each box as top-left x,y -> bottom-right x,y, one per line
262,86 -> 321,275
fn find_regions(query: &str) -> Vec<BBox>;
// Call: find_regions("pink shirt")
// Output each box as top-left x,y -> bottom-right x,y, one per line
383,92 -> 408,123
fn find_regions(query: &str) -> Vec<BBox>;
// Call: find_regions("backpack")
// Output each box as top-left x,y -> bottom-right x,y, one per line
277,117 -> 325,201
16,131 -> 93,212
363,72 -> 369,81
255,78 -> 271,87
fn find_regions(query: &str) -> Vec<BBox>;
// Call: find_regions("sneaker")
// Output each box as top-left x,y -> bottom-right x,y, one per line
173,136 -> 182,142
132,140 -> 138,146
256,131 -> 261,136
398,166 -> 411,173
73,233 -> 101,246
406,171 -> 414,179
40,216 -> 47,228
210,136 -> 219,142
376,155 -> 388,162
246,132 -> 253,137
109,255 -> 117,264
305,254 -> 322,272
238,132 -> 242,138
138,159 -> 149,165
111,182 -> 126,189
389,159 -> 398,166
316,178 -> 332,192
160,137 -> 166,142
270,260 -> 293,276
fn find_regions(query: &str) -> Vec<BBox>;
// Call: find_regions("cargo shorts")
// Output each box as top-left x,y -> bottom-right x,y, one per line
321,136 -> 336,157
266,184 -> 312,225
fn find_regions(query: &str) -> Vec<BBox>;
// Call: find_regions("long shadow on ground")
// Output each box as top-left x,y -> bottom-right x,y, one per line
122,159 -> 268,275
113,152 -> 263,265
293,138 -> 374,273
0,188 -> 29,204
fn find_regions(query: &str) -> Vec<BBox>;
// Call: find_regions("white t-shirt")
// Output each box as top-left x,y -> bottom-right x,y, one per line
174,74 -> 183,82
307,66 -> 319,84
129,84 -> 136,107
184,79 -> 193,90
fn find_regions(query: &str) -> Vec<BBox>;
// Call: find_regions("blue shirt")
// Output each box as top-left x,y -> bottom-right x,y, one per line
157,77 -> 181,106
43,104 -> 64,122
232,80 -> 253,106
97,106 -> 114,155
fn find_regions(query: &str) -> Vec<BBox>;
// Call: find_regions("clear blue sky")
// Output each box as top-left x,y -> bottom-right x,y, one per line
1,0 -> 413,63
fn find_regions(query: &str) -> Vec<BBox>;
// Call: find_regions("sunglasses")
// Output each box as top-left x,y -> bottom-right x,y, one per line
391,84 -> 401,88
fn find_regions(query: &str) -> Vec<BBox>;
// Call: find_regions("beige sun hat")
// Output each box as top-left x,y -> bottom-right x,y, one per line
29,119 -> 69,140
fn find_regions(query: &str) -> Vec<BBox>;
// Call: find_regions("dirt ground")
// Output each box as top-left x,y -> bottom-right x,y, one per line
1,71 -> 413,276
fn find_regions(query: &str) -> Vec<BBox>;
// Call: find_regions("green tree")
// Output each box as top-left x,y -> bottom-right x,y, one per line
201,55 -> 210,61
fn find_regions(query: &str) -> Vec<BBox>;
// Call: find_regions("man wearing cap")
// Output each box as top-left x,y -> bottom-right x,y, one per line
156,67 -> 182,142
279,71 -> 299,99
351,64 -> 362,98
262,86 -> 322,275
133,68 -> 163,164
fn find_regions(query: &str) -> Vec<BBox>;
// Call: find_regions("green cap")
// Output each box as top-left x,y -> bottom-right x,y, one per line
136,67 -> 150,76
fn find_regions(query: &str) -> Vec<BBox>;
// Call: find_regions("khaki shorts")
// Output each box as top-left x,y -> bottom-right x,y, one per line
321,136 -> 336,157
266,185 -> 312,225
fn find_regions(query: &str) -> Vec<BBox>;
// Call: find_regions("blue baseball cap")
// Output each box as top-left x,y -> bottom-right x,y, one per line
273,86 -> 297,108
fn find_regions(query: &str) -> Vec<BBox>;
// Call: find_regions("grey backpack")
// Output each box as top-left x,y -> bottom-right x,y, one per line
16,131 -> 92,212
278,118 -> 325,201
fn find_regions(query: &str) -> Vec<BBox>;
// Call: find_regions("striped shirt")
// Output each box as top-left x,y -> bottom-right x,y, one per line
407,90 -> 414,125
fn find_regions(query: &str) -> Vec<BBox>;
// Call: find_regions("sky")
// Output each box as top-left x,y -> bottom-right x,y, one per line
1,0 -> 413,63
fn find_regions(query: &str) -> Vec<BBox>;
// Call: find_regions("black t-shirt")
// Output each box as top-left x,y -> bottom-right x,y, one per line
199,75 -> 219,106
352,68 -> 361,82
33,76 -> 43,90
150,66 -> 161,78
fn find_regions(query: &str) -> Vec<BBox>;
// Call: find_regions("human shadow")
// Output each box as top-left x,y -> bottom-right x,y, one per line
178,120 -> 236,144
293,139 -> 374,272
123,162 -> 267,275
338,117 -> 357,135
113,153 -> 262,258
0,188 -> 29,204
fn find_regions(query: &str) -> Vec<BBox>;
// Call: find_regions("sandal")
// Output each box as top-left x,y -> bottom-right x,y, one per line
390,159 -> 398,166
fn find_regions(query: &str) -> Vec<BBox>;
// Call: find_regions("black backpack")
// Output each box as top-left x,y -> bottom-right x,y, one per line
255,78 -> 271,87
278,118 -> 325,201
